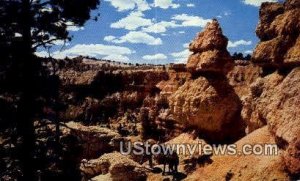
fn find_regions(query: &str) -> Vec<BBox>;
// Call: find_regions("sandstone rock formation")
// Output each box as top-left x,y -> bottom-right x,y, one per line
164,133 -> 206,163
169,20 -> 244,142
169,76 -> 244,142
156,70 -> 191,97
227,61 -> 262,97
187,19 -> 233,74
241,0 -> 300,176
242,68 -> 300,175
65,122 -> 121,159
80,152 -> 147,181
253,0 -> 300,67
185,127 -> 289,181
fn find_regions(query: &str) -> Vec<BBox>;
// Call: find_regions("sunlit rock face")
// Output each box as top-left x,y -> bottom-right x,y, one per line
187,19 -> 234,75
242,68 -> 300,175
253,0 -> 300,67
169,20 -> 245,143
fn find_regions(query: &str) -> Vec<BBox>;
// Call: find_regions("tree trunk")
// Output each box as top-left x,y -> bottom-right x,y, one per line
18,0 -> 37,180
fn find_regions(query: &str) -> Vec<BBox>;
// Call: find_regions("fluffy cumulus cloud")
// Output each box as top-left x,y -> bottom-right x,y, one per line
102,54 -> 130,62
103,35 -> 116,42
142,53 -> 167,60
104,0 -> 150,12
152,0 -> 180,9
110,11 -> 152,30
172,14 -> 211,27
243,0 -> 278,7
228,40 -> 252,48
141,14 -> 211,33
35,44 -> 134,62
104,31 -> 162,45
142,21 -> 178,33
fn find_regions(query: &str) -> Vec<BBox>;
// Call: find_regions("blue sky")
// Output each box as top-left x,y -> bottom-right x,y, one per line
36,0 -> 280,64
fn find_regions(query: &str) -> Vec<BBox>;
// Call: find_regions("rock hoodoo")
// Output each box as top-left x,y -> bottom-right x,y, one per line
169,20 -> 244,142
253,0 -> 300,67
187,19 -> 234,74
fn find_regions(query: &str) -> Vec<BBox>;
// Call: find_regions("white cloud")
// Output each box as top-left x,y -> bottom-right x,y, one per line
228,40 -> 252,48
66,21 -> 84,31
187,3 -> 195,7
111,11 -> 152,30
52,40 -> 70,46
244,50 -> 253,54
153,0 -> 180,9
142,53 -> 167,60
106,31 -> 163,45
142,21 -> 178,33
35,44 -> 134,61
171,49 -> 191,63
102,54 -> 130,62
14,33 -> 22,37
183,43 -> 189,48
178,31 -> 185,34
104,35 -> 116,42
104,0 -> 150,12
243,0 -> 278,7
172,14 -> 211,27
67,26 -> 84,31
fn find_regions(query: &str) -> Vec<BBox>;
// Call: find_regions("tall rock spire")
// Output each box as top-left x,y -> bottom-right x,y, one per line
186,19 -> 233,75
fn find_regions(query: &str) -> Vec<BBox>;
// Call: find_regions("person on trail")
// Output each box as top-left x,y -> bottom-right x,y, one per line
117,123 -> 123,134
170,152 -> 179,173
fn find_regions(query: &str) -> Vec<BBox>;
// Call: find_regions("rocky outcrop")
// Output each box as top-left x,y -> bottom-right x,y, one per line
169,76 -> 244,142
156,70 -> 191,97
80,152 -> 147,181
186,127 -> 289,181
187,19 -> 233,74
169,20 -> 244,143
242,0 -> 300,176
65,122 -> 121,159
253,0 -> 300,67
242,68 -> 300,176
164,133 -> 206,163
227,61 -> 262,97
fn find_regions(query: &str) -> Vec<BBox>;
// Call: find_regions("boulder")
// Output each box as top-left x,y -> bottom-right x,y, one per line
80,152 -> 147,181
169,76 -> 244,142
65,122 -> 121,159
186,19 -> 233,74
189,20 -> 228,52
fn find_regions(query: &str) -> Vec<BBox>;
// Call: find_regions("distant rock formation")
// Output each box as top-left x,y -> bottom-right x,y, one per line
65,122 -> 121,159
253,0 -> 300,67
187,19 -> 233,75
80,152 -> 146,181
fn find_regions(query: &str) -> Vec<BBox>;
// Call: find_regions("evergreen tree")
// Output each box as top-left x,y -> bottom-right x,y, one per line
0,0 -> 100,180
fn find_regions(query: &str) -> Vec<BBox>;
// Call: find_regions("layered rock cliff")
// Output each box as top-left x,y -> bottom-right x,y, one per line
253,0 -> 300,67
241,0 -> 300,177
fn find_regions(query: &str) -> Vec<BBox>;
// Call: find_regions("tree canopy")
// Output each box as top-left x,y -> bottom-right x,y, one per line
0,1 -> 100,180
